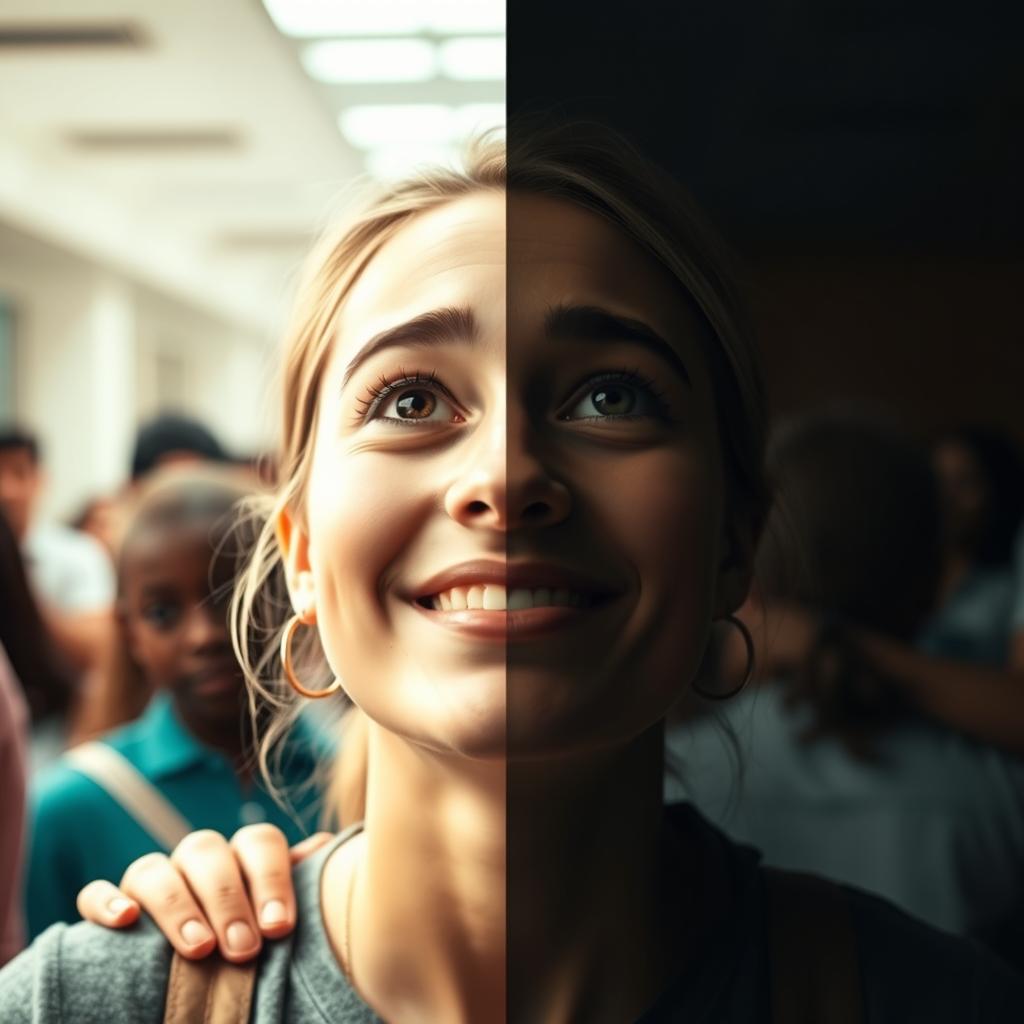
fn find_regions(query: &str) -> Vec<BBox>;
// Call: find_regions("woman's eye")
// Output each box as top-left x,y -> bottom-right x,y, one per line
561,376 -> 666,421
374,386 -> 460,425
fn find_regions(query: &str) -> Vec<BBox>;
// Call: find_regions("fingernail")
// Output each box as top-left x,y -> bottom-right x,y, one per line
226,921 -> 257,953
181,919 -> 213,946
107,898 -> 134,916
260,900 -> 287,927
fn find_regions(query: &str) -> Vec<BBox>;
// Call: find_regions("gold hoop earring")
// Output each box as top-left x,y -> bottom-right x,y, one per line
692,613 -> 755,701
280,613 -> 342,700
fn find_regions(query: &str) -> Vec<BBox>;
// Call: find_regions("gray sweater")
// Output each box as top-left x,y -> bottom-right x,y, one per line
1,807 -> 1022,1022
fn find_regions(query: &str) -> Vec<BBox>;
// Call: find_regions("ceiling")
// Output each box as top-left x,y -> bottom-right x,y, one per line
0,0 -> 504,331
508,0 -> 1024,258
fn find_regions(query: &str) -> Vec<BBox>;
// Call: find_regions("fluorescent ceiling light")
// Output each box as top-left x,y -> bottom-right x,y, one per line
263,0 -> 504,38
301,39 -> 436,83
365,144 -> 460,181
438,37 -> 505,81
340,104 -> 455,148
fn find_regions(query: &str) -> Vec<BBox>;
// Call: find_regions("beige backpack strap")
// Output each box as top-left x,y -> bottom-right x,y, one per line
163,952 -> 257,1024
765,868 -> 865,1024
64,741 -> 193,851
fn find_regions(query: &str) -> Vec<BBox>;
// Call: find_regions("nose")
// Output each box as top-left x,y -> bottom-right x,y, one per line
444,406 -> 571,531
183,602 -> 230,653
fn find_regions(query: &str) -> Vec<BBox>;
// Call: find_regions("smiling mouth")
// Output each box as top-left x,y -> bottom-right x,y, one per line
415,584 -> 610,612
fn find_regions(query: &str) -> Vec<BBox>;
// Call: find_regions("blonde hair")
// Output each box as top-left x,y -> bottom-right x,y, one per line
229,138 -> 506,826
230,125 -> 768,827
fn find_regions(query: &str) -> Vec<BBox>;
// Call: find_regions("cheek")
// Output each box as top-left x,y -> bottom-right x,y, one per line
305,445 -> 428,680
130,627 -> 181,680
601,445 -> 723,683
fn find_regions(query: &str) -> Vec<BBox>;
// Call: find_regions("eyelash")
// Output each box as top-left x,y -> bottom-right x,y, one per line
353,366 -> 671,425
354,368 -> 456,424
559,367 -> 671,422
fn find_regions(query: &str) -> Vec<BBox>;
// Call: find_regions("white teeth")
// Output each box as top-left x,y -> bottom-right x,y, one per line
427,584 -> 593,611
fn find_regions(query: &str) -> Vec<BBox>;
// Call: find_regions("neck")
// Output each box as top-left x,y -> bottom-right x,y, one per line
322,721 -> 686,1024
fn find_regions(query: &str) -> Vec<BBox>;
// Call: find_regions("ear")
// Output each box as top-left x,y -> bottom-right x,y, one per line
276,505 -> 317,625
712,516 -> 757,620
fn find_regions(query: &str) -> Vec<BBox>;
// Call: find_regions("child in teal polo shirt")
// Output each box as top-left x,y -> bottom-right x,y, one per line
25,467 -> 332,939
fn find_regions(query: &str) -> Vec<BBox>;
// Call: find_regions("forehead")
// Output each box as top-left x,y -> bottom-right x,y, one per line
507,193 -> 705,337
120,523 -> 213,580
333,188 -> 711,379
336,191 -> 505,357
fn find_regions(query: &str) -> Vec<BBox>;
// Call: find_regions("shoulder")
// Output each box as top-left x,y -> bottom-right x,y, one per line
31,756 -> 113,822
0,916 -> 172,1024
847,885 -> 1024,1022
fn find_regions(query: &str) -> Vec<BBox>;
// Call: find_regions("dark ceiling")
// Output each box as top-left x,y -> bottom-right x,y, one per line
509,0 -> 1024,256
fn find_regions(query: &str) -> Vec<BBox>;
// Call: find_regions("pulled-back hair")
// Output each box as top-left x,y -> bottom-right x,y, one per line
229,126 -> 768,817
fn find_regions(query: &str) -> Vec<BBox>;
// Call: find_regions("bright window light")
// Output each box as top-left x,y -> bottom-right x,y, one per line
365,144 -> 461,181
263,0 -> 504,38
339,105 -> 455,148
438,37 -> 505,81
301,39 -> 436,83
454,103 -> 506,137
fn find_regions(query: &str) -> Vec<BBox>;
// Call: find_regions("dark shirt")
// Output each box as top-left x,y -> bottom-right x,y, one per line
2,806 -> 1022,1022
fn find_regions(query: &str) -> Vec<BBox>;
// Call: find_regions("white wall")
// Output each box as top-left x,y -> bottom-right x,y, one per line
0,223 -> 278,522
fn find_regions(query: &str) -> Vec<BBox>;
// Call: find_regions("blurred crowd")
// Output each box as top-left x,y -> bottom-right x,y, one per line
2,406 -> 1024,974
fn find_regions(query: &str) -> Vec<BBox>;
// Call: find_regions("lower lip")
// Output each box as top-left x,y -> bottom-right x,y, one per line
411,600 -> 613,642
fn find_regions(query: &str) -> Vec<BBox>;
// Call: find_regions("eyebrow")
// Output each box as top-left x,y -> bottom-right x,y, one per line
543,304 -> 692,388
342,306 -> 479,390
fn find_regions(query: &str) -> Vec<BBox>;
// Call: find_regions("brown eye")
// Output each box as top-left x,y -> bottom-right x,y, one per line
395,390 -> 437,419
590,386 -> 635,416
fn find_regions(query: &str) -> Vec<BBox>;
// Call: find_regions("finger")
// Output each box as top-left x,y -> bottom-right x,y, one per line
76,879 -> 140,928
289,831 -> 334,865
231,824 -> 301,938
119,852 -> 217,960
170,830 -> 262,962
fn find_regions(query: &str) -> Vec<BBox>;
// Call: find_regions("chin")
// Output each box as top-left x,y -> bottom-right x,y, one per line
354,663 -> 510,761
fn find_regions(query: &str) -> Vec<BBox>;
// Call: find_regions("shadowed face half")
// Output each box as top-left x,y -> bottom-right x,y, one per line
281,190 -> 745,761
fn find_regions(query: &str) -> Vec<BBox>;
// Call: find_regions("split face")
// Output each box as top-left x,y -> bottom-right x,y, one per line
279,190 -> 750,762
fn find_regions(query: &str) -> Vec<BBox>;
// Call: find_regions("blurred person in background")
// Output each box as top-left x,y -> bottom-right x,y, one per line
923,426 -> 1024,666
0,429 -> 114,685
0,641 -> 29,968
26,466 -> 327,939
129,412 -> 229,484
673,409 -> 1024,961
751,426 -> 1024,758
0,495 -> 78,766
69,494 -> 122,563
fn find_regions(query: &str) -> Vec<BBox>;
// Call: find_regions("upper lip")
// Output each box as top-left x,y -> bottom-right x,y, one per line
412,559 -> 621,599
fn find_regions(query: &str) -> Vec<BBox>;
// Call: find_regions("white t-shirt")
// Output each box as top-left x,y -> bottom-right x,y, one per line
22,523 -> 114,613
670,685 -> 1024,939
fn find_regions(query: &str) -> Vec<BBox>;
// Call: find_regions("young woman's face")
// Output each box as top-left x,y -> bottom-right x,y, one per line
121,525 -> 245,728
287,191 -> 743,760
